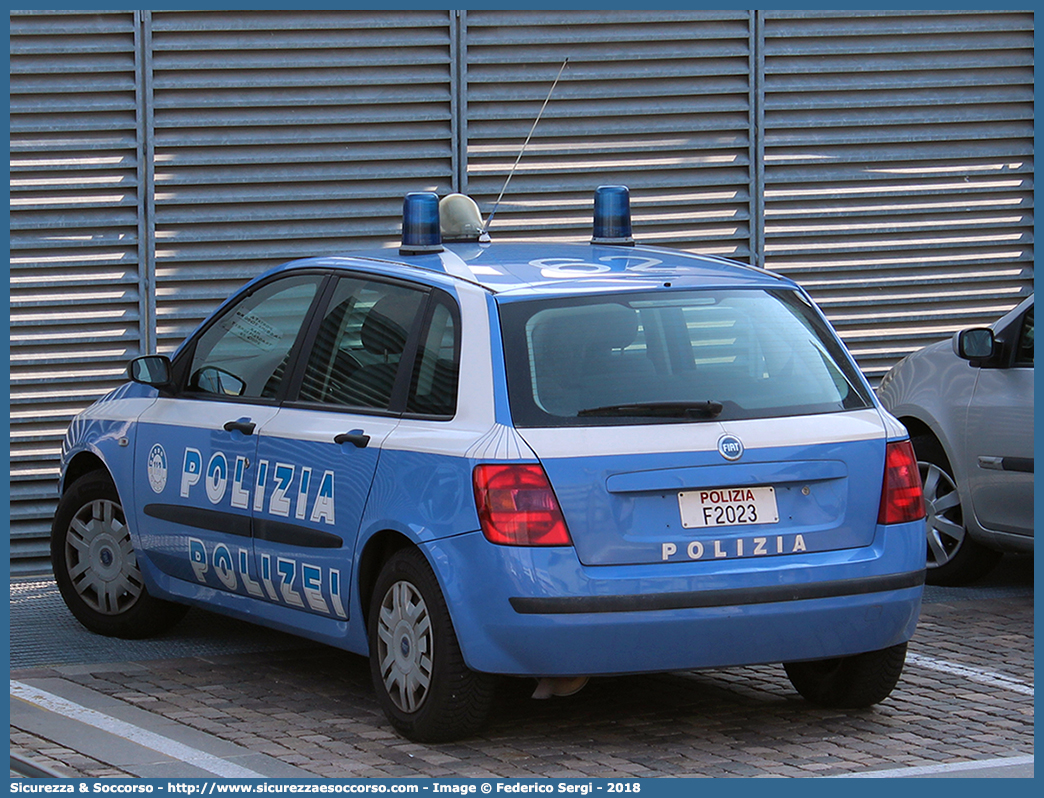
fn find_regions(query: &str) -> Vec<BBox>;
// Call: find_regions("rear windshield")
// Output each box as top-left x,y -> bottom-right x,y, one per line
499,288 -> 872,427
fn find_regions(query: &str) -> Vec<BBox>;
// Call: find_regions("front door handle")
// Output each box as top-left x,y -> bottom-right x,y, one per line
979,455 -> 1034,473
335,431 -> 370,448
223,419 -> 256,435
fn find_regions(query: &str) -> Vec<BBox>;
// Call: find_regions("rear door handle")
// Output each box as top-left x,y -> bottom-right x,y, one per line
335,431 -> 370,448
223,419 -> 256,435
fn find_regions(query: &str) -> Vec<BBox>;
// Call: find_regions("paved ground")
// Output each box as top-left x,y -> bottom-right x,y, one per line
10,555 -> 1033,779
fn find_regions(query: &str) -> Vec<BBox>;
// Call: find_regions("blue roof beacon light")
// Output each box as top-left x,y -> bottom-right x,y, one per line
591,185 -> 635,246
400,192 -> 444,255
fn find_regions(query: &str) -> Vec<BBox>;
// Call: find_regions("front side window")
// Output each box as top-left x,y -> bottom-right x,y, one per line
1015,305 -> 1033,366
185,274 -> 322,399
499,288 -> 872,427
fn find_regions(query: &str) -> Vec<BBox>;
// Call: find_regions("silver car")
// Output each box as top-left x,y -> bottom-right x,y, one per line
877,295 -> 1033,585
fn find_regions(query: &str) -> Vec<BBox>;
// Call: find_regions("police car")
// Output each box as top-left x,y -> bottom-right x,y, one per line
52,187 -> 926,742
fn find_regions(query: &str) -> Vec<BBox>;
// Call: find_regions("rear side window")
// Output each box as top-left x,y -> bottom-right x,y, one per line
293,277 -> 460,416
406,295 -> 459,417
297,276 -> 426,411
499,288 -> 872,427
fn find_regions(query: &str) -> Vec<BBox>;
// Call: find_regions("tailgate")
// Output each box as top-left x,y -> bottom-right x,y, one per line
519,409 -> 888,567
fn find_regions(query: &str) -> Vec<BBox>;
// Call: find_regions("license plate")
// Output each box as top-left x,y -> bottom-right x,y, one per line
678,486 -> 779,529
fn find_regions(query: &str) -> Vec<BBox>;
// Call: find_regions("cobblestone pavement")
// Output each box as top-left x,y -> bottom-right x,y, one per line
10,558 -> 1033,778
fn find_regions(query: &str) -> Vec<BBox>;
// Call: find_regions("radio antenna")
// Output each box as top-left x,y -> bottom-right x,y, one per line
481,57 -> 569,236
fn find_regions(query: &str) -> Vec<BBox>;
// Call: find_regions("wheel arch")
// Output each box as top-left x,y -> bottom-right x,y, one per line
62,450 -> 111,495
50,459 -> 189,637
357,529 -> 416,629
899,414 -> 1000,581
895,415 -> 956,473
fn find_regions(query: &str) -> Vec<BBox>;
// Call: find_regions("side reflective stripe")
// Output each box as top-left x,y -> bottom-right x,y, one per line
144,504 -> 250,538
254,518 -> 343,549
143,505 -> 342,548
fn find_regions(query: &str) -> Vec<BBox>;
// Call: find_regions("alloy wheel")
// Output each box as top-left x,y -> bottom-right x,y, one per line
919,461 -> 964,568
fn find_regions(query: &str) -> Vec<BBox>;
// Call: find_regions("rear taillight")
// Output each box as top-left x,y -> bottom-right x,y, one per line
472,464 -> 572,546
878,440 -> 926,525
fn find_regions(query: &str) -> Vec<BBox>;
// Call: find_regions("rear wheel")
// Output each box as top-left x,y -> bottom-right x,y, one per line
51,471 -> 188,638
784,642 -> 907,708
912,435 -> 1001,586
368,548 -> 495,742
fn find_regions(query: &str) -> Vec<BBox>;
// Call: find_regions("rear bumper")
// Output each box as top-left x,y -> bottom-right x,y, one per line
509,569 -> 923,614
425,521 -> 925,676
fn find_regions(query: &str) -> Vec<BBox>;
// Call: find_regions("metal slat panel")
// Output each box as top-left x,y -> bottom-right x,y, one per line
760,11 -> 1034,381
149,9 -> 455,348
9,10 -> 144,574
463,11 -> 754,258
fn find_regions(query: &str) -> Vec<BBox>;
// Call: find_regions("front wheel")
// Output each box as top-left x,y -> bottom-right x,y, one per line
784,642 -> 907,708
368,548 -> 495,742
913,435 -> 1001,586
51,471 -> 188,638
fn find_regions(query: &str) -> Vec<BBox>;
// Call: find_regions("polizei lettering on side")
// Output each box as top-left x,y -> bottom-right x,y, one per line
188,538 -> 348,619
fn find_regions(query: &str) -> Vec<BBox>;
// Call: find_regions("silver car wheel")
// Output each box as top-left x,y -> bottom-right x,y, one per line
919,461 -> 964,568
376,580 -> 433,713
64,498 -> 144,615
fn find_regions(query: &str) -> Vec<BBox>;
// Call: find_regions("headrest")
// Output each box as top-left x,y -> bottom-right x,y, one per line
587,304 -> 639,350
533,304 -> 639,353
360,298 -> 411,356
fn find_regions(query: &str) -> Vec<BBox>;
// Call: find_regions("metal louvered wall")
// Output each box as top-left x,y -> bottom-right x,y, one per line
9,10 -> 148,567
461,10 -> 756,259
146,9 -> 457,350
758,10 -> 1034,380
7,10 -> 1034,573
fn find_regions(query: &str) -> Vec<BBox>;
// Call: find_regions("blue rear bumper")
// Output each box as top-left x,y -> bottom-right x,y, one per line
425,521 -> 925,676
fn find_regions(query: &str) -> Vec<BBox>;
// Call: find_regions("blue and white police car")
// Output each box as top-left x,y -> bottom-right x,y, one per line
52,187 -> 926,742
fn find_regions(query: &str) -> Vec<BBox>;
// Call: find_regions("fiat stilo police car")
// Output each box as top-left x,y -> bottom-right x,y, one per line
52,187 -> 926,742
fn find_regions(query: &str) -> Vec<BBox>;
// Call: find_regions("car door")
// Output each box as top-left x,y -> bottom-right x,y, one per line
248,274 -> 431,620
964,302 -> 1034,536
133,273 -> 327,595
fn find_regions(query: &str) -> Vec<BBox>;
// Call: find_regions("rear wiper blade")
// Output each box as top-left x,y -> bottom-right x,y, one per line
577,400 -> 724,419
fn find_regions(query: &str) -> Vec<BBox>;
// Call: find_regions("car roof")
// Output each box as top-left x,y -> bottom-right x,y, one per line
265,242 -> 795,299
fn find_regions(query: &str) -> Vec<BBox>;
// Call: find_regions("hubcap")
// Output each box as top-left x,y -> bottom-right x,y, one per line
919,461 -> 965,569
65,498 -> 144,615
376,580 -> 433,714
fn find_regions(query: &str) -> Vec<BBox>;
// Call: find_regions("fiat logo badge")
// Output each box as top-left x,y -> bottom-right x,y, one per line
717,434 -> 744,461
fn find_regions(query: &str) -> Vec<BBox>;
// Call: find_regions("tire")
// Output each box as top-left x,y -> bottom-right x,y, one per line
51,471 -> 188,638
784,642 -> 907,708
912,435 -> 1001,586
368,548 -> 495,742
